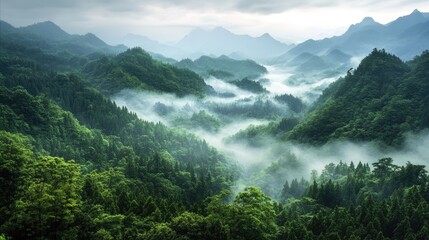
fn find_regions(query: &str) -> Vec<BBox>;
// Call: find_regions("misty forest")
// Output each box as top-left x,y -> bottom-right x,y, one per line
1,7 -> 429,240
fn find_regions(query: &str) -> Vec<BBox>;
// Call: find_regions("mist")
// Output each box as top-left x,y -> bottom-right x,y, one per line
259,65 -> 343,103
112,65 -> 429,199
229,130 -> 429,198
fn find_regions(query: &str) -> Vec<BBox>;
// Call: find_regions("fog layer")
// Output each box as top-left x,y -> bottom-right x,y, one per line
113,65 -> 428,198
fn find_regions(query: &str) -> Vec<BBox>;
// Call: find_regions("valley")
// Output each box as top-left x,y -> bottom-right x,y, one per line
1,7 -> 429,240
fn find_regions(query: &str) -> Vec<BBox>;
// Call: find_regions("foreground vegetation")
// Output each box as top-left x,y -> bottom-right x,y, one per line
1,21 -> 428,239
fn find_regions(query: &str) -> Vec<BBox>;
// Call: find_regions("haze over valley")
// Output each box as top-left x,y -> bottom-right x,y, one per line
1,2 -> 429,239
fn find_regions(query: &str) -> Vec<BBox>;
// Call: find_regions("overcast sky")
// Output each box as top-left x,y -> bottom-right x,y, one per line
1,0 -> 428,44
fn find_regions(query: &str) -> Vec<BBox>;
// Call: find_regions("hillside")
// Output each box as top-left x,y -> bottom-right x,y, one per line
287,49 -> 429,145
175,55 -> 267,80
84,47 -> 208,96
0,49 -> 236,238
0,20 -> 126,56
1,9 -> 429,240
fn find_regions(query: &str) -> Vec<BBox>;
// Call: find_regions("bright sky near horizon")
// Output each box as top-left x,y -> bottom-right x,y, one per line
1,0 -> 428,44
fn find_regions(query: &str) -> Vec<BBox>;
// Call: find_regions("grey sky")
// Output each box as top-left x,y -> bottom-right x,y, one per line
1,0 -> 428,44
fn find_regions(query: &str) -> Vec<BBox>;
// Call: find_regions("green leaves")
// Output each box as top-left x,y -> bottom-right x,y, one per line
287,49 -> 429,145
85,47 -> 207,97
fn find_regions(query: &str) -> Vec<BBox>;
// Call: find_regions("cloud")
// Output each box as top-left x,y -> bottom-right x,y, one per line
2,0 -> 428,51
3,0 -> 427,17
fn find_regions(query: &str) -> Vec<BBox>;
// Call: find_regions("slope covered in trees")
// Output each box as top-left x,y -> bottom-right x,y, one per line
175,55 -> 267,81
84,48 -> 208,96
1,19 -> 429,240
0,20 -> 126,56
0,43 -> 237,238
287,49 -> 429,145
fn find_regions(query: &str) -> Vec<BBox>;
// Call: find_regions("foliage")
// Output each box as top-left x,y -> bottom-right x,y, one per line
1,26 -> 429,240
175,55 -> 267,81
228,118 -> 299,147
84,47 -> 207,96
288,49 -> 429,145
276,159 -> 429,240
0,44 -> 238,239
173,110 -> 223,133
232,78 -> 268,93
274,93 -> 306,113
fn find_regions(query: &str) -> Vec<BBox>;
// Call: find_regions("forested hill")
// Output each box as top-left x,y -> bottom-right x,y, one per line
0,49 -> 236,238
287,49 -> 429,145
0,20 -> 126,56
175,55 -> 268,81
84,47 -> 208,96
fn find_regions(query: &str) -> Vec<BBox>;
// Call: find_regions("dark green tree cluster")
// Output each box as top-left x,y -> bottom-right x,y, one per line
84,48 -> 207,96
208,98 -> 288,120
173,110 -> 223,133
276,159 -> 429,240
0,45 -> 238,239
2,21 -> 429,240
288,49 -> 429,145
227,118 -> 299,147
274,93 -> 306,113
143,187 -> 279,240
232,78 -> 268,94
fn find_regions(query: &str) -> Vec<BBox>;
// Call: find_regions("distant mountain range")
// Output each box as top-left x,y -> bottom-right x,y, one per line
2,9 -> 428,66
121,33 -> 183,59
175,27 -> 292,61
275,9 -> 429,66
122,27 -> 293,61
0,20 -> 126,56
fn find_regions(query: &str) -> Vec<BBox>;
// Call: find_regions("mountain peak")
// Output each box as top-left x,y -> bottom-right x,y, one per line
212,26 -> 230,34
260,33 -> 272,39
411,9 -> 421,15
344,16 -> 380,35
361,17 -> 376,24
30,21 -> 65,31
80,33 -> 108,46
21,21 -> 70,41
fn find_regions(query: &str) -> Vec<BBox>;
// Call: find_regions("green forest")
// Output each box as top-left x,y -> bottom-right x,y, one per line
1,19 -> 429,240
287,49 -> 429,145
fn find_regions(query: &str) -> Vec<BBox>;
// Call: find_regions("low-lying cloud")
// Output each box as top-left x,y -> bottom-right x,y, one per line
112,69 -> 429,200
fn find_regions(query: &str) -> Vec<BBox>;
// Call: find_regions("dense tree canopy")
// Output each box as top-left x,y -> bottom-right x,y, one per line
287,49 -> 429,145
84,48 -> 208,96
1,25 -> 428,239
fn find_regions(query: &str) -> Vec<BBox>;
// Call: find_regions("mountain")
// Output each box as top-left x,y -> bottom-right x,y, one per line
280,49 -> 352,73
122,33 -> 183,59
324,49 -> 353,64
275,9 -> 429,63
343,17 -> 383,37
0,47 -> 235,239
385,9 -> 427,35
19,20 -> 71,41
0,20 -> 16,33
175,26 -> 292,61
175,55 -> 267,80
149,52 -> 178,64
0,20 -> 126,56
392,20 -> 429,60
286,49 -> 429,145
84,47 -> 208,96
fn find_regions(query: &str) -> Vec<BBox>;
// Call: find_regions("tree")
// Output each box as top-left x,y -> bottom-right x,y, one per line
229,186 -> 279,240
3,156 -> 82,239
372,158 -> 397,179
